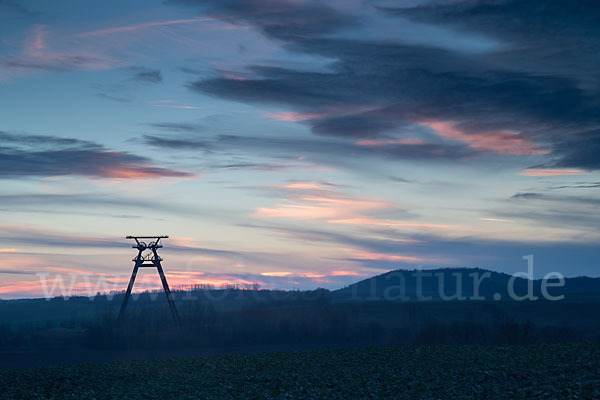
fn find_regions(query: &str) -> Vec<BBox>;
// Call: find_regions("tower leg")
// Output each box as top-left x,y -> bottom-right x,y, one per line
156,261 -> 180,325
118,260 -> 140,324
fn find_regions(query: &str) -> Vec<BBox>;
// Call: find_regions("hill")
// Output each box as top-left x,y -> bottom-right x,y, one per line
333,267 -> 600,301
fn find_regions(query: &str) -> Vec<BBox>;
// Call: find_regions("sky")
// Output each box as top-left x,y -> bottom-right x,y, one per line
1,0 -> 599,298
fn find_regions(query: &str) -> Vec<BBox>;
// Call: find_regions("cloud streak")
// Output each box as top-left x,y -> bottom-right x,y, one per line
169,0 -> 600,170
0,131 -> 190,179
80,17 -> 220,36
128,67 -> 162,83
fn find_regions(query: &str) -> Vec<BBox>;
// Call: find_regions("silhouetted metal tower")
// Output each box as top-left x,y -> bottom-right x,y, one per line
118,236 -> 180,325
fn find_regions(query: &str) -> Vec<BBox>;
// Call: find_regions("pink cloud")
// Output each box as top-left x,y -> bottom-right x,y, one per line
255,204 -> 343,219
330,270 -> 365,277
519,169 -> 586,176
299,195 -> 387,208
267,111 -> 325,122
256,182 -> 391,220
169,237 -> 198,248
421,120 -> 548,155
281,181 -> 331,190
0,280 -> 46,297
30,25 -> 46,55
254,194 -> 389,219
0,253 -> 50,269
255,181 -> 459,234
298,272 -> 327,278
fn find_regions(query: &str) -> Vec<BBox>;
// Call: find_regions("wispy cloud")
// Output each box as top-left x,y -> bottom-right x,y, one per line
80,17 -> 220,37
0,0 -> 41,17
128,66 -> 162,83
519,169 -> 586,176
328,217 -> 456,230
480,218 -> 513,223
266,111 -> 324,122
339,248 -> 431,263
356,139 -> 426,146
0,131 -> 190,179
254,181 -> 392,221
252,180 -> 461,235
0,248 -> 18,253
1,25 -> 118,80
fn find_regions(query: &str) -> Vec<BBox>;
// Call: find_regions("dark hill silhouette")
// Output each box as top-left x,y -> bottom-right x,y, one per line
333,267 -> 600,301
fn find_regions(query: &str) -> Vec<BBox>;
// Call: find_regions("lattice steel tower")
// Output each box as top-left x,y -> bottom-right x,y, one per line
118,236 -> 180,324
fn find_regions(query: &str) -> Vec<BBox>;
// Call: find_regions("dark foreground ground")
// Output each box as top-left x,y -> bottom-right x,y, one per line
0,343 -> 598,399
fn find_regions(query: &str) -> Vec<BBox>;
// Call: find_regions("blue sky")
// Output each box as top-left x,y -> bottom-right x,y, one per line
1,0 -> 599,298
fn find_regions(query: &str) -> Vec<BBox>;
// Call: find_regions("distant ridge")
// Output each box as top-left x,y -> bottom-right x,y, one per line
333,267 -> 600,301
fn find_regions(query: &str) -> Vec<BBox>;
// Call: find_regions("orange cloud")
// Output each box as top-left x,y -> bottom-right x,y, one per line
98,166 -> 190,179
422,120 -> 548,155
0,280 -> 46,297
519,169 -> 585,176
0,248 -> 18,253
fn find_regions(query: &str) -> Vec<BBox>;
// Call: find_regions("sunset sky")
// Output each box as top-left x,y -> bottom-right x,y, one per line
1,0 -> 599,298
